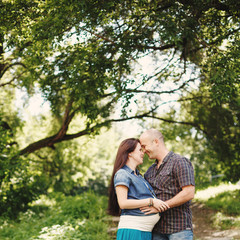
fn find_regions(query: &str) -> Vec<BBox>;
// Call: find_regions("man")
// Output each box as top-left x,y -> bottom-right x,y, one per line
140,129 -> 195,240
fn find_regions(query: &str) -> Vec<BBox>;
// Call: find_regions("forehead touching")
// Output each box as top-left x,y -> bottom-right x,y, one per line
135,142 -> 141,148
131,142 -> 141,153
140,131 -> 152,145
141,129 -> 161,139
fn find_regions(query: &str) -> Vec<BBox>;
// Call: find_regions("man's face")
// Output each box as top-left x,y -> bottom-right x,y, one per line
140,134 -> 157,159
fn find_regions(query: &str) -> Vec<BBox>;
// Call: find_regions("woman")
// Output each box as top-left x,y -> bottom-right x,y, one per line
108,138 -> 169,240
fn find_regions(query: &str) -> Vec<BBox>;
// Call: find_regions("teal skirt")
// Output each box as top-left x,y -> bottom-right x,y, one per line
117,228 -> 152,240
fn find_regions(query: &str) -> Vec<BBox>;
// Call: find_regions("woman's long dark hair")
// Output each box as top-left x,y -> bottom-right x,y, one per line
107,138 -> 140,216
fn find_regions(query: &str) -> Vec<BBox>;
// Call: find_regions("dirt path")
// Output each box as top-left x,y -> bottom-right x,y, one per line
108,202 -> 240,240
192,202 -> 240,240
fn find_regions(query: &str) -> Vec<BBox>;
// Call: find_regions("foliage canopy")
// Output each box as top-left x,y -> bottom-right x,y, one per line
0,0 -> 239,214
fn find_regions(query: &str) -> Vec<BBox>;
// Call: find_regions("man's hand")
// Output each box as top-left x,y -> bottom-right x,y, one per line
153,199 -> 170,212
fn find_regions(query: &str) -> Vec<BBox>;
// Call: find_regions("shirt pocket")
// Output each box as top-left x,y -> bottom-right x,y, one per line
158,170 -> 171,187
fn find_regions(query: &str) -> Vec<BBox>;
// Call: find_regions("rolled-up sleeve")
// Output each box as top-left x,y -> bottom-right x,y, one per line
175,158 -> 195,188
114,169 -> 131,188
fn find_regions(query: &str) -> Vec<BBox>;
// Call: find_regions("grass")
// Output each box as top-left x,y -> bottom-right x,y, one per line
205,189 -> 240,230
195,182 -> 240,230
1,182 -> 239,239
0,191 -> 111,240
195,182 -> 240,201
206,189 -> 240,215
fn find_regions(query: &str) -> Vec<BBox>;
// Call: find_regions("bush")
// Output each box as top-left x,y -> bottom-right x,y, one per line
0,121 -> 49,218
0,191 -> 111,240
59,191 -> 107,219
0,174 -> 48,218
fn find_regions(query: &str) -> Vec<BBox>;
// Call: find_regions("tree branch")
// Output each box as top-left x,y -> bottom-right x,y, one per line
84,25 -> 176,52
0,71 -> 26,87
137,43 -> 176,51
83,28 -> 116,45
144,115 -> 209,135
18,108 -> 157,155
19,106 -> 210,156
49,100 -> 75,144
190,27 -> 240,54
103,77 -> 198,97
0,62 -> 26,80
0,77 -> 15,87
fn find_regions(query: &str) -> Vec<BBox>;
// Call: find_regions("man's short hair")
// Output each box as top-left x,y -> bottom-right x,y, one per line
143,129 -> 164,141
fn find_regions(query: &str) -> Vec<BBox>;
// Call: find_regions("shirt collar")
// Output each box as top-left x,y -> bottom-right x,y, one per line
154,151 -> 173,165
162,151 -> 173,164
123,165 -> 140,175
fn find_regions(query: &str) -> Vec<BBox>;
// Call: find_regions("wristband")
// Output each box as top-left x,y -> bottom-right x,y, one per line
148,198 -> 153,207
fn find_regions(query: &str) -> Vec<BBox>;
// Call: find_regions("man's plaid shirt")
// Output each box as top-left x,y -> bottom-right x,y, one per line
144,151 -> 195,234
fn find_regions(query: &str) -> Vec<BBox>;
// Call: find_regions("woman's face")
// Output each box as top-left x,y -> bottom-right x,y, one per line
129,142 -> 144,165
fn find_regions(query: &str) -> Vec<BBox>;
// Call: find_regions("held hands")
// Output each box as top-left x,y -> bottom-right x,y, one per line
140,198 -> 170,215
153,198 -> 170,212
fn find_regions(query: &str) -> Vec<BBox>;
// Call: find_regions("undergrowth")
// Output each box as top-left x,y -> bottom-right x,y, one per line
0,191 -> 111,240
195,184 -> 240,230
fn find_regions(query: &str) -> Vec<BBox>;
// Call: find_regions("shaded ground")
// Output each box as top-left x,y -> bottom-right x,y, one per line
108,202 -> 240,240
192,202 -> 240,240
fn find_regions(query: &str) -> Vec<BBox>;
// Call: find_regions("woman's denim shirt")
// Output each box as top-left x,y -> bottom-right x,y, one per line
114,165 -> 156,216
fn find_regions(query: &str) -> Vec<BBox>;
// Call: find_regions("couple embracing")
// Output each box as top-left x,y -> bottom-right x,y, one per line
108,129 -> 195,240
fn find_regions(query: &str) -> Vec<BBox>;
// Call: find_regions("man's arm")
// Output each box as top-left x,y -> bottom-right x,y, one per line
165,185 -> 195,208
140,185 -> 195,214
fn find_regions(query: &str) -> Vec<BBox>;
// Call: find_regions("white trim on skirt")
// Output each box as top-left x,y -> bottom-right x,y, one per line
118,214 -> 160,232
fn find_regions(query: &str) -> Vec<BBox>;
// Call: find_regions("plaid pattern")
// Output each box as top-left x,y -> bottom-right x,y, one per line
144,151 -> 195,234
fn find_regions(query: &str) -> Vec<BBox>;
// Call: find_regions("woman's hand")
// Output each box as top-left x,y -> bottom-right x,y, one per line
140,199 -> 170,214
153,199 -> 170,212
140,206 -> 159,215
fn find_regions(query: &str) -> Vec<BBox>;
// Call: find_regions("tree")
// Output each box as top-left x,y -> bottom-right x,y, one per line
179,87 -> 240,182
0,0 -> 239,181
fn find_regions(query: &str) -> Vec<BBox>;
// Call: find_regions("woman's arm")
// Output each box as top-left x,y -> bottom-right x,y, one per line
141,185 -> 194,214
116,185 -> 150,209
116,185 -> 169,211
